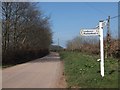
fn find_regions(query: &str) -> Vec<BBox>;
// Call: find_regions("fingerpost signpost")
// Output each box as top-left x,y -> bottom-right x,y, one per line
80,29 -> 99,36
80,20 -> 107,77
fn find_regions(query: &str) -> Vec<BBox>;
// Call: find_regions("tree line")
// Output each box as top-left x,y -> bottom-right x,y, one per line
66,36 -> 120,58
2,2 -> 52,65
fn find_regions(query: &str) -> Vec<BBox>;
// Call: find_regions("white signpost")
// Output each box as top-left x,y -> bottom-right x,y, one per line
80,20 -> 107,77
99,21 -> 104,77
80,29 -> 99,36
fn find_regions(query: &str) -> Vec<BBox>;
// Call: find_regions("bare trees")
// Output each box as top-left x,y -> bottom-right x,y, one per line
66,36 -> 81,51
66,36 -> 99,54
2,2 -> 52,64
66,35 -> 119,58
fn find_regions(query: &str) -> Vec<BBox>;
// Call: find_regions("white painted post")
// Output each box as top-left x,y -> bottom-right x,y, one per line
99,21 -> 104,77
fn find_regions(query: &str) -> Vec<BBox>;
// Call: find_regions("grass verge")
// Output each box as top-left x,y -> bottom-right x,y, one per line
60,51 -> 118,88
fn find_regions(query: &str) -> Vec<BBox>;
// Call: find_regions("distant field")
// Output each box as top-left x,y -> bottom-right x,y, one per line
60,51 -> 118,88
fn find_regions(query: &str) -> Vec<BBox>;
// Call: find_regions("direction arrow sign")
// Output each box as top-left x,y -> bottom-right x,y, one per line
80,29 -> 99,36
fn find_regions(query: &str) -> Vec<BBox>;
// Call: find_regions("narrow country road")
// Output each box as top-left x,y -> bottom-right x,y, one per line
2,52 -> 65,88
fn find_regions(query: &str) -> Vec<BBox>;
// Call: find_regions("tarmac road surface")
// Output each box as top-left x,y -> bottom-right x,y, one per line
2,52 -> 64,88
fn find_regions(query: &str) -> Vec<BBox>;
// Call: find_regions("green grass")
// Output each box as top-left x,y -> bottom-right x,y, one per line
60,51 -> 118,88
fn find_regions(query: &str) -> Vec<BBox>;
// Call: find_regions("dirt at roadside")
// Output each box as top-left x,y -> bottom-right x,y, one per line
56,61 -> 67,88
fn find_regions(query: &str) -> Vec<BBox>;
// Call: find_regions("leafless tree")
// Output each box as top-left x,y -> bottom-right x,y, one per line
2,2 -> 52,64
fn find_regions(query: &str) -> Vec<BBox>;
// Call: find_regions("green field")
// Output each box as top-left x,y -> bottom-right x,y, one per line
60,51 -> 118,88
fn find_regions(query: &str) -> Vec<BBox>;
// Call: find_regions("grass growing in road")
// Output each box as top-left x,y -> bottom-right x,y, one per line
60,51 -> 118,88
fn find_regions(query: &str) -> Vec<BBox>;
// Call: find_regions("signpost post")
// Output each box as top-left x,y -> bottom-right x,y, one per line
80,20 -> 107,77
99,21 -> 104,77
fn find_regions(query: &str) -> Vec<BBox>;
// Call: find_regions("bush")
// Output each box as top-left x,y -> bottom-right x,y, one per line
2,48 -> 49,66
